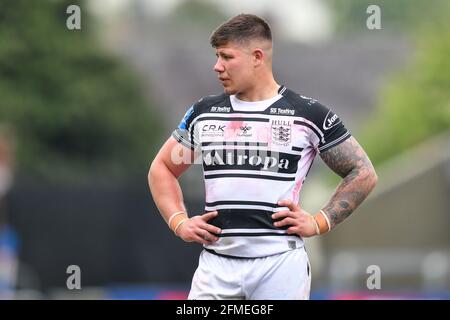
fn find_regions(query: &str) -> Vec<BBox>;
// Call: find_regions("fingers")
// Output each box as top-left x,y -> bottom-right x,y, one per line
178,211 -> 222,244
203,223 -> 222,236
192,227 -> 221,244
201,211 -> 218,221
272,209 -> 298,228
274,217 -> 296,228
272,205 -> 313,233
200,212 -> 221,242
185,228 -> 218,245
286,217 -> 318,238
192,234 -> 214,245
201,223 -> 221,243
201,229 -> 219,242
277,199 -> 299,212
180,213 -> 221,244
271,210 -> 294,220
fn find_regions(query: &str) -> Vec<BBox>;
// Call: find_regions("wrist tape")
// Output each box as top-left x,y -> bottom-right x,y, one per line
168,211 -> 188,234
313,210 -> 331,235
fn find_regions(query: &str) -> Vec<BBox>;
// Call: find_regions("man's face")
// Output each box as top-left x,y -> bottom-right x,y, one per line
213,42 -> 255,95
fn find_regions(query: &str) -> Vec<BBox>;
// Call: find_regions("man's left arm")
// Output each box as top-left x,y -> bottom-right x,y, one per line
319,136 -> 378,230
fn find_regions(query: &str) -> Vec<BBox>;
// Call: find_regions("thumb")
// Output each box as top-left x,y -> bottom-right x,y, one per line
278,199 -> 299,212
202,211 -> 218,221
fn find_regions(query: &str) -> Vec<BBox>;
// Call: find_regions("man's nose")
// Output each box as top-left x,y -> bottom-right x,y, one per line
213,58 -> 224,73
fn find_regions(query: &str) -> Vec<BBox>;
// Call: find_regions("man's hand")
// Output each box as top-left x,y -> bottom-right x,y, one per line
177,211 -> 222,245
272,200 -> 318,238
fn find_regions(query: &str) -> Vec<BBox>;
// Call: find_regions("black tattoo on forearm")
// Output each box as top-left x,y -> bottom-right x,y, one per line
320,137 -> 377,229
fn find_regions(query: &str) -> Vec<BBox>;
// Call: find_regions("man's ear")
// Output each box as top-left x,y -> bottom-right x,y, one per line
253,48 -> 264,66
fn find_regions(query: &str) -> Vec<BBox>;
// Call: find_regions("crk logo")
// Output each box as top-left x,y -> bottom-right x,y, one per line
201,124 -> 226,137
202,124 -> 225,132
323,110 -> 341,130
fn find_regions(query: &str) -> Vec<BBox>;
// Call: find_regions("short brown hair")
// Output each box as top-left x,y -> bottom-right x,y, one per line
210,14 -> 272,48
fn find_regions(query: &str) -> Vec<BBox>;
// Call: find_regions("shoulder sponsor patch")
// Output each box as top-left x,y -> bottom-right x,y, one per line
323,110 -> 341,131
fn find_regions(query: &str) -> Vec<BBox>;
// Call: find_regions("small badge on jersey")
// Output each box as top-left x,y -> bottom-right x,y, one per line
323,110 -> 342,131
271,120 -> 291,146
237,125 -> 252,137
288,240 -> 297,249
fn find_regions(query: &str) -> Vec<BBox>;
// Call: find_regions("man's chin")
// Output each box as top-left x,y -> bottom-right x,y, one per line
223,87 -> 237,95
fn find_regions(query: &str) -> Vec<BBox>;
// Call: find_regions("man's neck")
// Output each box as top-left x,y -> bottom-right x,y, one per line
235,77 -> 280,102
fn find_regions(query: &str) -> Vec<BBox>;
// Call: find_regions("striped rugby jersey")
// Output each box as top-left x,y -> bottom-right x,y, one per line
172,86 -> 351,258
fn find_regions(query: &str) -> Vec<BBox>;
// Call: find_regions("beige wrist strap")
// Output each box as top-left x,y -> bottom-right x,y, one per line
313,210 -> 331,235
174,219 -> 188,236
168,211 -> 185,227
168,211 -> 188,232
311,215 -> 320,235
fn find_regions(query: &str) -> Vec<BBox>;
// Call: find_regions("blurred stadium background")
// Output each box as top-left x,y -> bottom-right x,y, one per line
0,0 -> 449,299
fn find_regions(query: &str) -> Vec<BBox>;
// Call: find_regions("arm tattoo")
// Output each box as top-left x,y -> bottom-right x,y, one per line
319,136 -> 377,229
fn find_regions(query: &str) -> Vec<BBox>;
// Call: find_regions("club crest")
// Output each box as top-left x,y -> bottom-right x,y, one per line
271,120 -> 291,145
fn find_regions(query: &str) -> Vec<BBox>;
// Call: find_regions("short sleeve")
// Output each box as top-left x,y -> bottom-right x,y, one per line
171,105 -> 198,150
310,102 -> 351,153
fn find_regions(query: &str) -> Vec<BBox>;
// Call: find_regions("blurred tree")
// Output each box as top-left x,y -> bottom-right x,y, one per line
360,9 -> 450,165
0,0 -> 162,181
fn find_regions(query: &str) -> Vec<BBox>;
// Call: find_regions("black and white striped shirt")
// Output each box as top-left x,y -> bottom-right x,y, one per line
172,86 -> 351,258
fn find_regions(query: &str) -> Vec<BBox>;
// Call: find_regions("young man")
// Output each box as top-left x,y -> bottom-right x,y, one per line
148,14 -> 377,300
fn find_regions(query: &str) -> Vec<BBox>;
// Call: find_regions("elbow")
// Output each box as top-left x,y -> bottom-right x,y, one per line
148,158 -> 159,186
368,166 -> 378,192
354,165 -> 378,194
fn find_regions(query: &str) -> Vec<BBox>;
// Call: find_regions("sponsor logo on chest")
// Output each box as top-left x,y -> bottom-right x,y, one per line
270,107 -> 295,115
203,149 -> 290,171
201,124 -> 226,137
211,106 -> 231,112
237,125 -> 252,137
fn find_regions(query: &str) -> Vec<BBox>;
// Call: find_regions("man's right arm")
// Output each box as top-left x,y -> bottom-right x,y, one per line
149,137 -> 192,222
148,137 -> 221,244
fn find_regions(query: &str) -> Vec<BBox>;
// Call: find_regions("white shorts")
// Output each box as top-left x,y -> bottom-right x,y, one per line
188,248 -> 311,300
